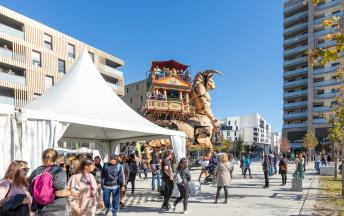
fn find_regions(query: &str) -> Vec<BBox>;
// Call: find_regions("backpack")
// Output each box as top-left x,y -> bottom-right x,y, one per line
103,163 -> 122,186
32,167 -> 55,206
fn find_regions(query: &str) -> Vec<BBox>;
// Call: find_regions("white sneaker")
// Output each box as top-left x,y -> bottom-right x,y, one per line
183,209 -> 191,214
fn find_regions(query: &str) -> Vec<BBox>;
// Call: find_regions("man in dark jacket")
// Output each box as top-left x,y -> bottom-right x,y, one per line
262,154 -> 270,188
101,154 -> 125,216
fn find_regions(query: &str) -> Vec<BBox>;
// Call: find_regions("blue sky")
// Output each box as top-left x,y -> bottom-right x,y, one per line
2,0 -> 284,131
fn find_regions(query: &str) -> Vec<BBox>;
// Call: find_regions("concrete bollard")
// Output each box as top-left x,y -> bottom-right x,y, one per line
291,178 -> 302,191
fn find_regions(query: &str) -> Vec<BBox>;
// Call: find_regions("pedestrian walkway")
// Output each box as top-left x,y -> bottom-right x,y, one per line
96,162 -> 319,216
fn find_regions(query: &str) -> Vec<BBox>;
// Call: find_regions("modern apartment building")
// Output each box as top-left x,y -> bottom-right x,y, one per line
220,113 -> 272,152
122,79 -> 147,113
283,0 -> 344,148
0,6 -> 124,108
271,132 -> 282,153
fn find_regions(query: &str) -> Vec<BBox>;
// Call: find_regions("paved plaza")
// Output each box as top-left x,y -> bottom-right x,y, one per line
96,162 -> 319,216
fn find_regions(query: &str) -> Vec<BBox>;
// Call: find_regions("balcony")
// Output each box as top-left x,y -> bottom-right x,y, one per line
284,78 -> 308,88
284,44 -> 308,57
314,65 -> 339,75
314,28 -> 333,37
316,0 -> 344,11
314,11 -> 344,25
284,67 -> 308,78
144,100 -> 195,114
314,79 -> 341,87
284,34 -> 308,46
318,40 -> 336,48
284,1 -> 306,13
283,123 -> 307,129
284,22 -> 308,35
0,47 -> 12,58
0,23 -> 24,40
315,92 -> 337,99
313,118 -> 328,124
313,106 -> 331,112
0,95 -> 15,105
0,70 -> 25,85
104,65 -> 123,78
283,101 -> 308,109
283,112 -> 308,119
284,56 -> 307,67
284,90 -> 308,98
284,10 -> 308,24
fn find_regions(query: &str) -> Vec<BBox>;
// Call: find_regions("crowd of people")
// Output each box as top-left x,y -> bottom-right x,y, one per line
0,145 -> 330,216
151,66 -> 191,83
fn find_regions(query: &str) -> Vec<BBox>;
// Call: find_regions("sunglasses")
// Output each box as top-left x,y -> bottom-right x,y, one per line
21,168 -> 30,172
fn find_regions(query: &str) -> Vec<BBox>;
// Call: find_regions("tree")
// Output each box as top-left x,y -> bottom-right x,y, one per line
303,130 -> 319,158
280,137 -> 290,154
307,0 -> 344,198
234,137 -> 243,157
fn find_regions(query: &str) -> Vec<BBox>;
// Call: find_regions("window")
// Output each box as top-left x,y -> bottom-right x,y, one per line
44,34 -> 52,50
32,50 -> 41,67
140,96 -> 143,102
126,88 -> 129,93
44,75 -> 53,90
67,43 -> 75,58
136,85 -> 139,91
331,89 -> 336,93
228,120 -> 231,125
33,93 -> 41,100
88,52 -> 94,62
58,59 -> 65,74
130,98 -> 133,104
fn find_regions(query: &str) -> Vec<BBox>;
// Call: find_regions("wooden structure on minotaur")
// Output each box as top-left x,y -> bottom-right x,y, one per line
142,60 -> 221,150
143,60 -> 195,123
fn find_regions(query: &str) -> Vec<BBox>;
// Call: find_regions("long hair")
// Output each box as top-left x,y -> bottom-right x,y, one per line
79,158 -> 94,173
163,150 -> 172,159
220,154 -> 229,163
3,160 -> 29,188
177,158 -> 188,171
71,157 -> 81,175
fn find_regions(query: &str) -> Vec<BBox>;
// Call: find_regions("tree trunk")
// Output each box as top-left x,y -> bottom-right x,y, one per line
342,159 -> 344,198
334,155 -> 337,179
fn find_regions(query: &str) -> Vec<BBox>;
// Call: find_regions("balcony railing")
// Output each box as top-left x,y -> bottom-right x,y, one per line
318,40 -> 336,48
0,95 -> 15,105
284,44 -> 308,57
284,78 -> 308,87
0,23 -> 24,40
314,65 -> 339,75
316,0 -> 344,11
284,1 -> 306,13
313,106 -> 331,112
0,71 -> 25,85
283,123 -> 307,129
283,112 -> 308,119
284,90 -> 308,98
284,34 -> 308,46
315,92 -> 337,99
314,79 -> 341,87
144,100 -> 195,114
284,57 -> 307,67
0,47 -> 12,58
314,28 -> 333,37
283,101 -> 308,109
284,22 -> 308,35
312,118 -> 328,124
314,11 -> 344,25
104,65 -> 123,78
284,67 -> 308,78
284,10 -> 308,24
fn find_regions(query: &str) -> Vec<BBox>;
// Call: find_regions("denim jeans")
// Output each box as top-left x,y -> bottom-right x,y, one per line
152,171 -> 161,191
103,186 -> 120,214
269,165 -> 273,176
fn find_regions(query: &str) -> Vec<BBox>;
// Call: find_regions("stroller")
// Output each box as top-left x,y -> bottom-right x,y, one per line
204,162 -> 217,185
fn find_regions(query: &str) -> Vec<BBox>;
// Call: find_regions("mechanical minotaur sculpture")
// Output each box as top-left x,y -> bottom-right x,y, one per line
172,70 -> 221,149
142,60 -> 220,150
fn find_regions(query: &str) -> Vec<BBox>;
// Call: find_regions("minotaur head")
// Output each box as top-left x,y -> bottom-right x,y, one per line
194,70 -> 221,90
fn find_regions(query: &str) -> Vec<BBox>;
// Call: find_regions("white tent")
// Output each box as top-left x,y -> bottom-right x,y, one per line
17,50 -> 186,170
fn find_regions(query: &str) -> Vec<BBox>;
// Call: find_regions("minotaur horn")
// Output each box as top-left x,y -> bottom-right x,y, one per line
203,70 -> 222,76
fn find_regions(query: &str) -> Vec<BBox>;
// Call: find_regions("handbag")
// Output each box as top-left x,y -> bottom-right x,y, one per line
173,171 -> 183,184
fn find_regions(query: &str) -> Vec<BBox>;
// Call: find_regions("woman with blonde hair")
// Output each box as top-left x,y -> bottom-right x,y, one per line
215,154 -> 232,204
0,160 -> 31,215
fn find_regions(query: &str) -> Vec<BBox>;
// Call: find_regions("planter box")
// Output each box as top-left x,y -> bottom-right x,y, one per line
320,166 -> 335,176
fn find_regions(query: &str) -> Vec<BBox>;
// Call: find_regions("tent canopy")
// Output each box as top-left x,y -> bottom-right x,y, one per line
20,50 -> 185,142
